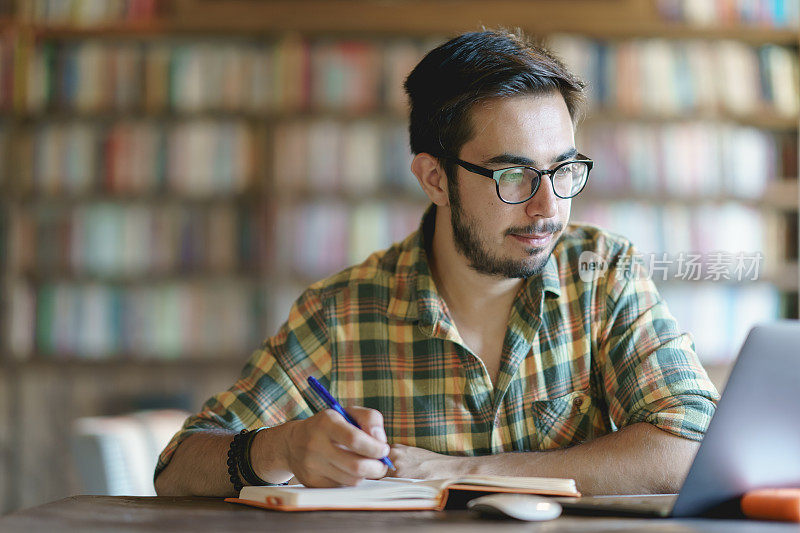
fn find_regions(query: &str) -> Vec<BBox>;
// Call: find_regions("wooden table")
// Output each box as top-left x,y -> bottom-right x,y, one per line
1,495 -> 797,532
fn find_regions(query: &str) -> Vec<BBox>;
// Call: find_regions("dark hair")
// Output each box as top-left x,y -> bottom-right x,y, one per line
404,29 -> 586,178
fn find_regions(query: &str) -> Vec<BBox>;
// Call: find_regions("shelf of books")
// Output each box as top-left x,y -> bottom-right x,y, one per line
2,16 -> 797,367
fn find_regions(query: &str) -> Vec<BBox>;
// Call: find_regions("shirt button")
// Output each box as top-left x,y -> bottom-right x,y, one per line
573,397 -> 584,408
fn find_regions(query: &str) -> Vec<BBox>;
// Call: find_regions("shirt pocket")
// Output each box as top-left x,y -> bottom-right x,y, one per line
530,390 -> 594,450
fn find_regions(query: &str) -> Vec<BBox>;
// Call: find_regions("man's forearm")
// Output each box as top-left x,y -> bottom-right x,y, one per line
463,423 -> 699,495
154,426 -> 294,497
155,408 -> 392,495
390,422 -> 700,495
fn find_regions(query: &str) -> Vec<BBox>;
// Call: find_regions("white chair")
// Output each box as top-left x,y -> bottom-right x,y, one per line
71,409 -> 190,496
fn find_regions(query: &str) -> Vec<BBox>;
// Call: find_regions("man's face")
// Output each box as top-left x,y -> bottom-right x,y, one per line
448,92 -> 575,279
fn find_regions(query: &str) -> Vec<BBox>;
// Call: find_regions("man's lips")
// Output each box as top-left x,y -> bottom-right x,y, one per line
510,233 -> 552,247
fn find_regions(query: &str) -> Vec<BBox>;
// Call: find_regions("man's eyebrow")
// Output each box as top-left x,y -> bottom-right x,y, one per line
483,148 -> 578,167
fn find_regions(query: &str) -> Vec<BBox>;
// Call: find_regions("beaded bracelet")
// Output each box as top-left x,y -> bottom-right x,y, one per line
238,427 -> 268,486
226,429 -> 247,492
227,428 -> 289,492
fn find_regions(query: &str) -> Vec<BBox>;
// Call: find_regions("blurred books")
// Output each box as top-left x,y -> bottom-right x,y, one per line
1,37 -> 432,113
1,31 -> 796,365
273,201 -> 424,281
577,121 -> 791,198
18,0 -> 158,26
14,120 -> 254,196
273,119 -> 420,195
7,202 -> 267,275
11,281 -> 267,359
549,35 -> 799,118
656,0 -> 800,28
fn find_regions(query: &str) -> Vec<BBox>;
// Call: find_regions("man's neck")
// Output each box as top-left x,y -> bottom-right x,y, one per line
427,206 -> 524,328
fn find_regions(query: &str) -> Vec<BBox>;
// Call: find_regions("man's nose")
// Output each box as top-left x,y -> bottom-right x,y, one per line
524,175 -> 559,219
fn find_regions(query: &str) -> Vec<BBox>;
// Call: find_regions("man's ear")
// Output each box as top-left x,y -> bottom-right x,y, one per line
411,153 -> 450,207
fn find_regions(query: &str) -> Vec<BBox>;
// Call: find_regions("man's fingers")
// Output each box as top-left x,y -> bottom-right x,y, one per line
322,410 -> 389,459
346,406 -> 387,443
290,411 -> 391,488
326,445 -> 388,481
292,445 -> 368,487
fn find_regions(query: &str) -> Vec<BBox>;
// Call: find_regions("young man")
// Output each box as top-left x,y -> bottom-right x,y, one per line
155,30 -> 718,497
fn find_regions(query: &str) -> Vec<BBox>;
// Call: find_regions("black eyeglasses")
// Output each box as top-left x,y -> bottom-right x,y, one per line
443,154 -> 593,204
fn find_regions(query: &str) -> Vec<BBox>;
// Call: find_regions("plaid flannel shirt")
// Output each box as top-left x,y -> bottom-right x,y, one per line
155,206 -> 719,480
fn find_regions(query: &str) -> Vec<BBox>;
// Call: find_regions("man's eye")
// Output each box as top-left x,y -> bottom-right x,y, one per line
499,169 -> 525,184
554,165 -> 574,179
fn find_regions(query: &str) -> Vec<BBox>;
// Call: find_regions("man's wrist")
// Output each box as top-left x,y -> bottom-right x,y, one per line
431,450 -> 479,477
250,423 -> 296,484
458,454 -> 486,476
460,451 -> 540,477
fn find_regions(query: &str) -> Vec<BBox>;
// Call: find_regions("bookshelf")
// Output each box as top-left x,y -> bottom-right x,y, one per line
0,0 -> 798,514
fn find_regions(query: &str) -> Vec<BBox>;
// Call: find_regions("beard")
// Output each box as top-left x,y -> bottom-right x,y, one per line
448,180 -> 562,279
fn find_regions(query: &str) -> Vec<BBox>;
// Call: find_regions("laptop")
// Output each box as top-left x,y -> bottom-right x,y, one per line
554,321 -> 800,518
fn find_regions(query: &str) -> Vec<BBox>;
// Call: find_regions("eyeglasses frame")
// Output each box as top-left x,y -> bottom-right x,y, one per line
442,154 -> 594,204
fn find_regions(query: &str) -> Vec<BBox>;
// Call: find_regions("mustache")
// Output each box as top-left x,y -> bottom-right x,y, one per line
505,221 -> 564,236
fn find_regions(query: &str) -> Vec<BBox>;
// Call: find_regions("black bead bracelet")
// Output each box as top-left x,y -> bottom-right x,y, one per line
227,429 -> 247,492
238,427 -> 268,486
227,427 -> 289,492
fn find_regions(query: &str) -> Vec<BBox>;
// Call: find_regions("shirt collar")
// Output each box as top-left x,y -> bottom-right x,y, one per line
385,204 -> 439,326
540,250 -> 562,300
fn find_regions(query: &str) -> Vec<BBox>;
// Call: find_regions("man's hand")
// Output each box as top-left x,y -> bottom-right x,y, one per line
387,443 -> 464,479
277,406 -> 389,487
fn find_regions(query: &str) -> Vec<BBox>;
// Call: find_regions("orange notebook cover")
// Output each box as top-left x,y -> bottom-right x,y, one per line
224,476 -> 580,512
741,488 -> 800,522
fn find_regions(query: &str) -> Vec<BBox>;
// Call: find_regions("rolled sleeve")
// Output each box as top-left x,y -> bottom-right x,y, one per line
153,288 -> 331,482
598,245 -> 720,442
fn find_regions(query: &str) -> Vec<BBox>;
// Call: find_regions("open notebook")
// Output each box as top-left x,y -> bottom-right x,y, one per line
225,475 -> 580,511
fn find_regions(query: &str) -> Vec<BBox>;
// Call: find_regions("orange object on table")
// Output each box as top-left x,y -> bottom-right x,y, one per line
741,488 -> 800,522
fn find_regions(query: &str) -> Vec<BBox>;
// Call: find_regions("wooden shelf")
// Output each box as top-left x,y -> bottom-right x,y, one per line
7,191 -> 269,205
6,185 -> 797,209
20,26 -> 799,45
8,1 -> 795,44
6,189 -> 427,206
169,0 -> 800,44
15,270 -> 268,285
274,188 -> 428,205
6,20 -> 170,38
6,108 -> 400,122
1,354 -> 247,369
7,108 -> 797,130
563,25 -> 800,45
584,110 -> 800,131
581,180 -> 800,211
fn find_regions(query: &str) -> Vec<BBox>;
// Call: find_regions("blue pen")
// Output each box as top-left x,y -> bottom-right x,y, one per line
307,376 -> 396,471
